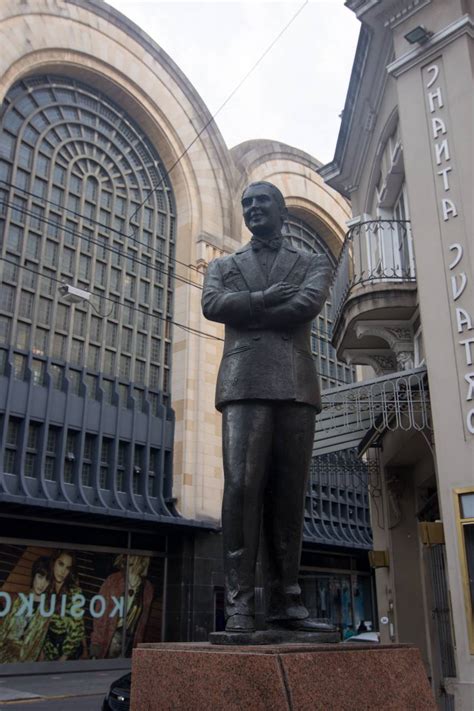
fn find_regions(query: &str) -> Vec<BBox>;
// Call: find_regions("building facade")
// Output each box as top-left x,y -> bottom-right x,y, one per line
320,1 -> 473,708
0,0 -> 373,671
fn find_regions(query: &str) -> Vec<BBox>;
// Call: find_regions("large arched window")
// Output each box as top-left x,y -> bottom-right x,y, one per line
0,75 -> 175,411
283,215 -> 354,389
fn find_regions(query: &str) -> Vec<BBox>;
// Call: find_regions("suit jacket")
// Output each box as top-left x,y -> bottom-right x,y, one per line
202,240 -> 332,412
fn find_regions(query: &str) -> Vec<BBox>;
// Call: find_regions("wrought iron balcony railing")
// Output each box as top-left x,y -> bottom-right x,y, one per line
331,220 -> 416,326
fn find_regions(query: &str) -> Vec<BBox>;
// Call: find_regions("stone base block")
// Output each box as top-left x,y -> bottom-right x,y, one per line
131,642 -> 436,710
209,628 -> 340,645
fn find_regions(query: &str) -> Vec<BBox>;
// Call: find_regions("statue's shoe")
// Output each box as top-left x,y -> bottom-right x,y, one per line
269,618 -> 337,632
225,614 -> 255,632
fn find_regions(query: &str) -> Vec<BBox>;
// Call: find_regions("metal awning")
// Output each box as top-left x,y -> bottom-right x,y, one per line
314,367 -> 431,456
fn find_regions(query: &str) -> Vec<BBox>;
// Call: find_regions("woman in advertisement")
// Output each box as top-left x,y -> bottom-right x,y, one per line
0,556 -> 52,663
41,550 -> 86,661
90,554 -> 154,658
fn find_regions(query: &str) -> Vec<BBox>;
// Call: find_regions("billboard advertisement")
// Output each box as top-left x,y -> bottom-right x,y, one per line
0,544 -> 164,663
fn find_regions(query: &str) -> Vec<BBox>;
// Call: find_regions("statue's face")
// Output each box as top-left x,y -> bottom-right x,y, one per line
242,184 -> 282,237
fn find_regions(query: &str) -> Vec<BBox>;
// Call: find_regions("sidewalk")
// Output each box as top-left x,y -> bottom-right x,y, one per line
0,667 -> 130,705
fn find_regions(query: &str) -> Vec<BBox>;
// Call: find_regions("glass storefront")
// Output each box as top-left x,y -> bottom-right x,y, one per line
0,543 -> 164,663
300,570 -> 374,638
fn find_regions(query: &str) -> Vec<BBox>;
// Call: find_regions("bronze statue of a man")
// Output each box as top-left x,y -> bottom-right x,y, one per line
202,181 -> 332,633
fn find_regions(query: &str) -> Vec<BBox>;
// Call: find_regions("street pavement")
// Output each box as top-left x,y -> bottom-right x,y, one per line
0,669 -> 128,709
0,693 -> 104,710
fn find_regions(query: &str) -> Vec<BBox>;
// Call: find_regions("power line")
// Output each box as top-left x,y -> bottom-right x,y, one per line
0,179 -> 203,279
1,256 -> 354,384
1,194 -> 338,342
0,255 -> 222,342
127,0 -> 309,225
0,196 -> 202,291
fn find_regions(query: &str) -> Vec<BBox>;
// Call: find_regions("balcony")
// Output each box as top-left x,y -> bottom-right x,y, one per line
331,220 -> 418,374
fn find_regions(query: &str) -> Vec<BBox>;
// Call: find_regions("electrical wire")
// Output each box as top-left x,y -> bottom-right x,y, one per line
0,196 -> 202,291
0,183 -> 338,336
1,256 -> 355,383
1,195 -> 339,343
127,0 -> 309,225
0,178 -> 203,277
0,255 -> 223,342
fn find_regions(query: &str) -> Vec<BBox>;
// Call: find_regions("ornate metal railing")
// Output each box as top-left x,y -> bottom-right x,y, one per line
304,367 -> 431,548
304,446 -> 372,548
314,367 -> 431,457
331,220 -> 416,326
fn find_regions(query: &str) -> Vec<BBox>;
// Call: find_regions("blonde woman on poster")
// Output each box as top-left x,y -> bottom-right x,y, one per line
0,556 -> 51,663
90,555 -> 154,658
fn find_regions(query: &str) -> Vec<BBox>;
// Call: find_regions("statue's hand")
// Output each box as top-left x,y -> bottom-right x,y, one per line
263,282 -> 299,307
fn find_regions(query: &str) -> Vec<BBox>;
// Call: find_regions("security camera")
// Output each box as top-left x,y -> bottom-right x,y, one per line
58,284 -> 91,304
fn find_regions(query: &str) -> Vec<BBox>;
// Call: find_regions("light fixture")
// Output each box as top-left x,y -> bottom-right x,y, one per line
404,25 -> 433,44
133,465 -> 141,475
58,283 -> 91,304
65,452 -> 75,462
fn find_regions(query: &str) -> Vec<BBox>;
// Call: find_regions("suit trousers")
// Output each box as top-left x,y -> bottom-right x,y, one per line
221,400 -> 316,621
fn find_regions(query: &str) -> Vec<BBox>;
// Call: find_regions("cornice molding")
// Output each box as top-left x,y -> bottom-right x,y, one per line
387,14 -> 474,77
346,0 -> 431,28
383,0 -> 432,29
319,28 -> 392,198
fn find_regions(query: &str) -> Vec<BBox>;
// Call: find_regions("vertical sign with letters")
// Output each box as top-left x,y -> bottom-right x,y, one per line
423,59 -> 474,438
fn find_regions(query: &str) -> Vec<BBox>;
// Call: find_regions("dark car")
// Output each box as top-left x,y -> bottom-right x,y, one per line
102,672 -> 131,711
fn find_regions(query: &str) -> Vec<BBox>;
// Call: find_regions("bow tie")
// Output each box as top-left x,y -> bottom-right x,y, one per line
251,237 -> 282,252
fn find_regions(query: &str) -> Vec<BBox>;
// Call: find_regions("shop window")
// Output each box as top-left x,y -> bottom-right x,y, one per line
0,316 -> 11,344
15,322 -> 30,350
149,393 -> 160,417
45,426 -> 59,481
102,378 -> 114,405
148,449 -> 160,496
100,438 -> 112,489
82,434 -> 95,487
50,363 -> 64,390
31,359 -> 45,386
13,353 -> 27,380
4,418 -> 20,474
87,344 -> 100,371
25,422 -> 40,477
0,285 -> 15,313
85,373 -> 97,399
119,355 -> 130,380
117,441 -> 128,492
0,348 -> 7,375
69,369 -> 81,395
64,430 -> 78,483
134,387 -> 145,412
133,446 -> 144,494
119,384 -> 129,409
52,333 -> 66,360
455,488 -> 474,653
103,349 -> 116,377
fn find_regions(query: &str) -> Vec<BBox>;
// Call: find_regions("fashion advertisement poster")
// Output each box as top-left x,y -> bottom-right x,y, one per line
0,544 -> 164,663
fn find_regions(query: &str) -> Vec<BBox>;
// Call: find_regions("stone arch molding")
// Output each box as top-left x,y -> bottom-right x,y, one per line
231,140 -> 351,260
0,0 -> 238,264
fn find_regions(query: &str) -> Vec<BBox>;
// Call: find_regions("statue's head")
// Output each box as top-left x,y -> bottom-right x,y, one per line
241,181 -> 288,238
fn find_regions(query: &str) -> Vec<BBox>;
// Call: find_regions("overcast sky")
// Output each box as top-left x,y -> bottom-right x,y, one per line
106,0 -> 360,165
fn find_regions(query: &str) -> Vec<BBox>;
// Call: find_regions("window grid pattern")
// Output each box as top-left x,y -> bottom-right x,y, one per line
0,75 -> 175,405
283,216 -> 355,389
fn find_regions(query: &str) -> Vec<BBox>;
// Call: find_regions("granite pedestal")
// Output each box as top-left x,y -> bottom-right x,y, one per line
131,642 -> 436,710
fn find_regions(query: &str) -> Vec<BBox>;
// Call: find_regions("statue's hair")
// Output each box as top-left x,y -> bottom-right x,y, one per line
241,181 -> 286,212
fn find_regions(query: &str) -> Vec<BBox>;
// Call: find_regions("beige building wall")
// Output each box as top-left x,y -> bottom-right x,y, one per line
323,0 -> 473,706
179,140 -> 351,522
1,3 -> 353,525
390,5 -> 473,703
